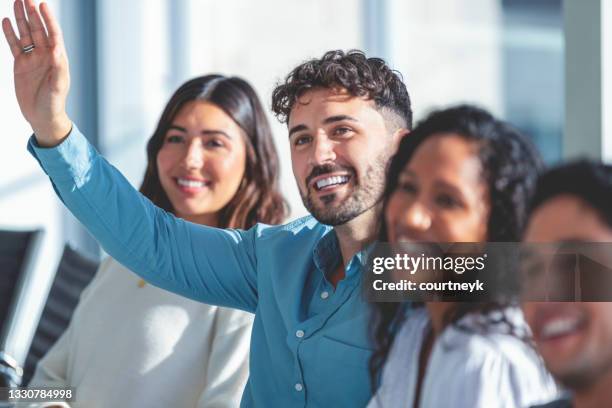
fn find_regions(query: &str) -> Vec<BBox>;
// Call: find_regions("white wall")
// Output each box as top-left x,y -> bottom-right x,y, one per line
386,0 -> 503,121
564,0 -> 610,161
603,0 -> 612,163
97,0 -> 173,187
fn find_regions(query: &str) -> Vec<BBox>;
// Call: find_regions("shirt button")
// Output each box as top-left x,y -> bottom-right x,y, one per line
320,291 -> 329,300
295,383 -> 304,392
295,330 -> 305,338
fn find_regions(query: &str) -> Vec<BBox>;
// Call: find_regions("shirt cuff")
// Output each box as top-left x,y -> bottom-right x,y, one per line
27,125 -> 98,185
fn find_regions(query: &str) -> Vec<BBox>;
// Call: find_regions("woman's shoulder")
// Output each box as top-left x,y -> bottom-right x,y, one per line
380,307 -> 429,376
211,306 -> 254,332
83,257 -> 220,311
387,307 -> 429,355
84,256 -> 145,291
430,339 -> 558,408
430,308 -> 560,407
369,308 -> 429,408
441,308 -> 541,372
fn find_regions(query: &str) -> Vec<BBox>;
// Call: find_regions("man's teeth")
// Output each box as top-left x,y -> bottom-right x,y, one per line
315,175 -> 349,190
540,317 -> 581,339
177,178 -> 206,188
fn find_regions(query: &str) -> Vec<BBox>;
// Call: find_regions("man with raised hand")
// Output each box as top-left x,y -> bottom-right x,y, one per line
523,161 -> 612,408
2,1 -> 411,406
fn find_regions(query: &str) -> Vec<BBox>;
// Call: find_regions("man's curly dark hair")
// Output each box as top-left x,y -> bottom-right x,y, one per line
271,49 -> 412,130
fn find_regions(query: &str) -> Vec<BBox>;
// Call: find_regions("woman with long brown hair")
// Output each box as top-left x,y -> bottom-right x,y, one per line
30,75 -> 287,407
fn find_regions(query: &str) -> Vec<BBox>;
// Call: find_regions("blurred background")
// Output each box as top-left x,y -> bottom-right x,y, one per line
0,0 -> 610,380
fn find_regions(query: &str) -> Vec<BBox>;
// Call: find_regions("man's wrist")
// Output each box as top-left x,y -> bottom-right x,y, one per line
32,114 -> 73,147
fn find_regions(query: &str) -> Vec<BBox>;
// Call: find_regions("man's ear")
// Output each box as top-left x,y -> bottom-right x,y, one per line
391,128 -> 410,151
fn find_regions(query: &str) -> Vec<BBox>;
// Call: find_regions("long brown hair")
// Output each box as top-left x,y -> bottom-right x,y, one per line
139,74 -> 288,228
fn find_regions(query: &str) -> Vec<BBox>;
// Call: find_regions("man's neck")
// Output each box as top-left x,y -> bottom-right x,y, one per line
574,371 -> 612,408
333,206 -> 380,268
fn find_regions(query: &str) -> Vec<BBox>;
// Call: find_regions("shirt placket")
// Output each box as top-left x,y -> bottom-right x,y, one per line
288,261 -> 362,406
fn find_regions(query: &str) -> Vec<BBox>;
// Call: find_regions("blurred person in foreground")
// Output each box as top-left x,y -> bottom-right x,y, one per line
368,106 -> 559,408
523,161 -> 612,408
26,73 -> 288,406
2,0 -> 412,406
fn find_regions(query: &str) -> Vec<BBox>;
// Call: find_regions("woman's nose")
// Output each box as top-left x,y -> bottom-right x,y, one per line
401,202 -> 432,232
183,140 -> 204,168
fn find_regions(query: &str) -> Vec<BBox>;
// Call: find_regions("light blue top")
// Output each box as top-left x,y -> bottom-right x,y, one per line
28,127 -> 374,408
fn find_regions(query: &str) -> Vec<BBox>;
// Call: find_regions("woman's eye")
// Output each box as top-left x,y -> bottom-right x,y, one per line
294,135 -> 312,146
398,181 -> 417,194
166,135 -> 184,144
435,194 -> 461,209
206,139 -> 224,148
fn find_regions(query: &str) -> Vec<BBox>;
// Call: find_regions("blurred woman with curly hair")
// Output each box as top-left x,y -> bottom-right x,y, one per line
368,105 -> 560,408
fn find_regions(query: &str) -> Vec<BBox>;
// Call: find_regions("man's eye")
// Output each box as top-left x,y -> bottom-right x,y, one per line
522,260 -> 545,279
166,135 -> 184,144
294,135 -> 312,146
333,127 -> 353,136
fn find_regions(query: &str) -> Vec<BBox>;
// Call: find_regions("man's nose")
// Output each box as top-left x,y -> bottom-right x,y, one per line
311,135 -> 336,165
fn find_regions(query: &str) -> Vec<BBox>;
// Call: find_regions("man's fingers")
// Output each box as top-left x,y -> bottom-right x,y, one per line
24,0 -> 48,47
39,2 -> 61,48
13,0 -> 33,48
2,18 -> 22,58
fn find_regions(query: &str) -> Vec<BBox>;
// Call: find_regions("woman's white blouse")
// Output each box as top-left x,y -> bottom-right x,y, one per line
30,257 -> 253,408
368,307 -> 560,408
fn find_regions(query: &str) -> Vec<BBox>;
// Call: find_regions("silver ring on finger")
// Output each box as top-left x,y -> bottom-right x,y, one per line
22,43 -> 35,54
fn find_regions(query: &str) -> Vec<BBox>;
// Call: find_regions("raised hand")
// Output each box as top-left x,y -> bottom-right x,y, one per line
2,0 -> 72,146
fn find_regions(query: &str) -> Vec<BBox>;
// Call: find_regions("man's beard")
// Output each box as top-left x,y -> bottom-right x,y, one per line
301,152 -> 389,226
554,352 -> 612,392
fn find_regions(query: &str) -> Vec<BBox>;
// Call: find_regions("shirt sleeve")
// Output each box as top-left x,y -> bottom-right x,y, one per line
27,126 -> 259,312
196,308 -> 254,408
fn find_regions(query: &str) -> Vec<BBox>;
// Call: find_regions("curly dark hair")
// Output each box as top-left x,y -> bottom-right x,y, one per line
140,74 -> 288,229
271,49 -> 412,130
369,105 -> 544,391
529,160 -> 612,228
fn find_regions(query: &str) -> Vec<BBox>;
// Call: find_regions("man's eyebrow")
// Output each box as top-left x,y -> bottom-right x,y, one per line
288,115 -> 359,138
322,115 -> 359,125
288,124 -> 308,138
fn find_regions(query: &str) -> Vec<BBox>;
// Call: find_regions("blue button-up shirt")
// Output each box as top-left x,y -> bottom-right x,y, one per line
28,127 -> 374,407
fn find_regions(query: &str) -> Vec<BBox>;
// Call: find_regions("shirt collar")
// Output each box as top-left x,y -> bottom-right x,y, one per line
313,228 -> 341,276
313,229 -> 375,279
